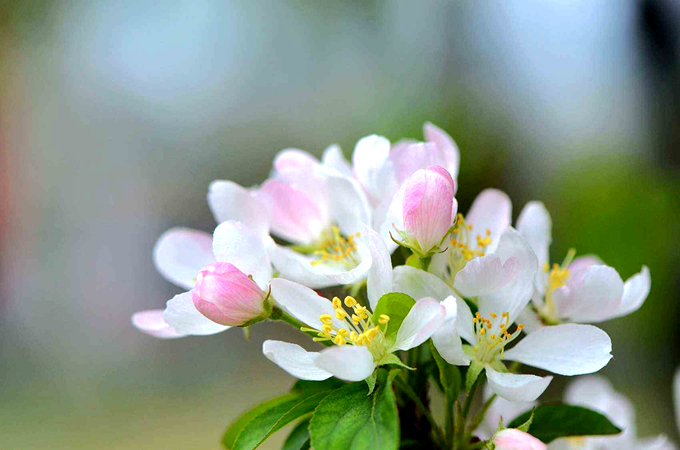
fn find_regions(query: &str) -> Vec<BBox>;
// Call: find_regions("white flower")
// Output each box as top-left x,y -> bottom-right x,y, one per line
516,201 -> 651,329
262,277 -> 446,382
547,376 -> 676,450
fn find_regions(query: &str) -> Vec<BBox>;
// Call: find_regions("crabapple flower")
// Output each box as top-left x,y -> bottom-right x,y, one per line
262,278 -> 445,382
516,201 -> 651,329
546,376 -> 675,450
132,220 -> 273,338
396,165 -> 457,255
493,429 -> 547,450
192,262 -> 269,327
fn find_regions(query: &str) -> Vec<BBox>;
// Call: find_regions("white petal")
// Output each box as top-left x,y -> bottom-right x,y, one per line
314,345 -> 376,382
352,134 -> 395,204
393,266 -> 454,301
376,181 -> 405,253
212,220 -> 272,289
568,254 -> 603,273
131,310 -> 185,339
163,291 -> 230,336
486,368 -> 552,402
454,253 -> 520,298
479,384 -> 536,440
262,340 -> 332,381
516,201 -> 552,293
674,367 -> 680,434
321,144 -> 352,177
503,324 -> 612,376
392,298 -> 446,351
423,122 -> 460,182
516,306 -> 544,334
207,180 -> 269,236
269,278 -> 342,330
153,228 -> 215,290
609,266 -> 651,319
317,165 -> 372,237
477,228 -> 538,326
269,243 -> 372,289
552,265 -> 624,323
465,189 -> 512,254
432,296 -> 471,365
365,226 -> 393,310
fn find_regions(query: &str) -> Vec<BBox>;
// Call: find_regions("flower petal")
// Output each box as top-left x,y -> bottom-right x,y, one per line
486,368 -> 553,402
321,144 -> 352,177
675,367 -> 680,435
609,266 -> 651,319
365,225 -> 393,310
314,345 -> 376,382
568,254 -> 603,273
153,228 -> 215,290
552,265 -> 624,323
564,376 -> 635,435
454,253 -> 520,298
432,296 -> 471,365
393,265 -> 453,301
493,428 -> 547,450
477,228 -> 538,327
207,180 -> 269,236
212,220 -> 272,289
317,165 -> 372,237
479,384 -> 536,440
503,324 -> 612,376
392,298 -> 446,351
163,291 -> 230,336
352,134 -> 395,205
423,122 -> 460,182
390,142 -> 446,185
465,189 -> 512,254
131,309 -> 185,339
262,340 -> 332,381
273,148 -> 318,175
516,201 -> 552,292
269,278 -> 341,330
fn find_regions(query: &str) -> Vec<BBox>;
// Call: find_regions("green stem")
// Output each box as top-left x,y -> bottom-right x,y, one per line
394,375 -> 446,448
445,390 -> 455,449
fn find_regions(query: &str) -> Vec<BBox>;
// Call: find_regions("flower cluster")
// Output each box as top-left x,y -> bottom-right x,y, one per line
131,123 -> 661,450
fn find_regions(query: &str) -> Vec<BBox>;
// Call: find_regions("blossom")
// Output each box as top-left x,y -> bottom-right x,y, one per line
516,201 -> 651,329
493,429 -> 547,450
546,376 -> 675,450
132,220 -> 272,338
478,384 -> 536,440
262,276 -> 446,382
399,165 -> 457,254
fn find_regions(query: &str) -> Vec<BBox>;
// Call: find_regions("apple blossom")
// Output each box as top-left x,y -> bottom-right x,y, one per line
516,201 -> 651,329
493,429 -> 547,450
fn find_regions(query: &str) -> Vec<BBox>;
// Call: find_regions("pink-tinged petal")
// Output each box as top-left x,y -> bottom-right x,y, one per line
390,142 -> 447,185
212,220 -> 272,289
192,262 -> 267,326
163,291 -> 230,336
568,254 -> 603,273
255,179 -> 328,244
365,226 -> 393,311
516,201 -> 552,289
273,148 -> 318,175
432,296 -> 471,365
321,144 -> 352,177
423,122 -> 460,182
392,298 -> 446,351
207,180 -> 269,237
466,189 -> 512,254
402,165 -> 457,252
131,310 -> 185,339
503,324 -> 612,376
486,368 -> 553,402
273,149 -> 329,218
552,265 -> 624,323
269,278 -> 341,330
153,228 -> 215,290
478,228 -> 538,327
454,253 -> 520,298
352,134 -> 395,205
314,345 -> 376,382
493,428 -> 547,450
609,266 -> 651,319
262,340 -> 332,381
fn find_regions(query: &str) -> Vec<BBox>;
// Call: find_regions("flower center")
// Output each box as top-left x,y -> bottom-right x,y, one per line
471,311 -> 523,364
301,296 -> 390,351
310,226 -> 361,268
539,248 -> 576,323
446,214 -> 492,281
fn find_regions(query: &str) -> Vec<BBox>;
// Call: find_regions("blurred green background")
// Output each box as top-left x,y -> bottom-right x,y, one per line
1,1 -> 680,448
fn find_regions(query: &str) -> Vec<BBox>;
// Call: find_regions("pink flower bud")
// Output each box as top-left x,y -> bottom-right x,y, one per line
192,262 -> 267,326
402,165 -> 456,252
493,429 -> 546,450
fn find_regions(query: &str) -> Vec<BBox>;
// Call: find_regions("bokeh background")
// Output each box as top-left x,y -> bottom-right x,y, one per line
2,1 -> 680,448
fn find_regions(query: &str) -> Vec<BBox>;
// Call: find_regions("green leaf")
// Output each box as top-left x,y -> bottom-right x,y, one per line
291,378 -> 345,397
515,408 -> 535,433
282,418 -> 312,450
465,360 -> 484,393
507,404 -> 622,443
222,394 -> 299,449
366,371 -> 377,395
372,293 -> 416,337
310,378 -> 400,450
376,353 -> 414,370
429,340 -> 461,398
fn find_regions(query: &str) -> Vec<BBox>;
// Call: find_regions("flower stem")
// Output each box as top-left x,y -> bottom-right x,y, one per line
445,389 -> 455,448
394,375 -> 446,448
